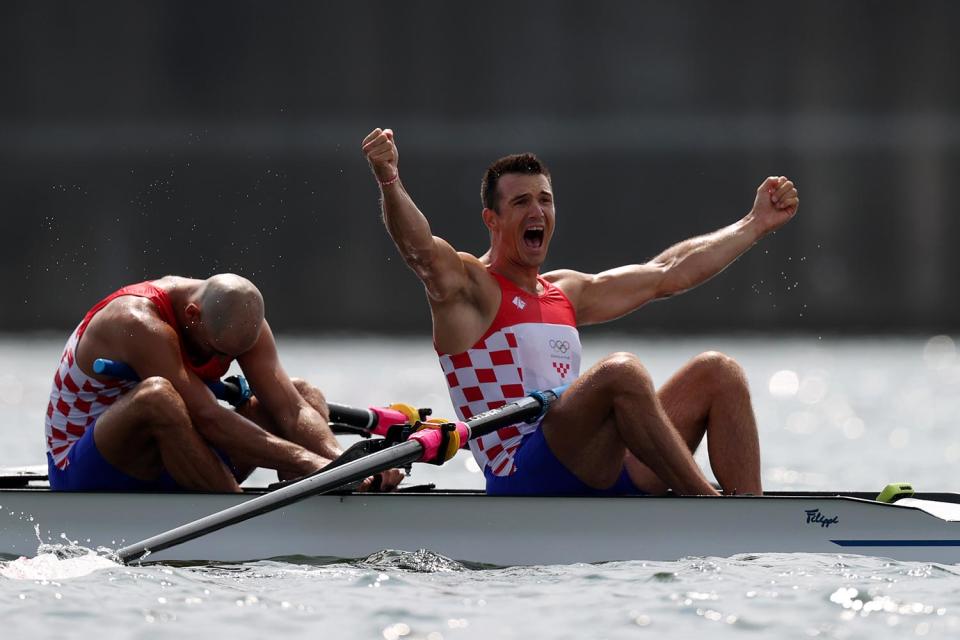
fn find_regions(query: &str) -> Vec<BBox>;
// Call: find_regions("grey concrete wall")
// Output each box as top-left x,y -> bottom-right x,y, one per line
1,1 -> 957,333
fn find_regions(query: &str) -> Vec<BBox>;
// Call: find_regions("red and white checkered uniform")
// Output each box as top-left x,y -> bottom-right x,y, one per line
45,330 -> 136,470
45,281 -> 233,470
438,271 -> 581,476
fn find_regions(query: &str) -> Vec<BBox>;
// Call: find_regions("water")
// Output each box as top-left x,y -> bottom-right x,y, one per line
3,333 -> 960,639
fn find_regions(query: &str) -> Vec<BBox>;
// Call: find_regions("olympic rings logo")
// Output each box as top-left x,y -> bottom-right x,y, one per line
549,339 -> 570,354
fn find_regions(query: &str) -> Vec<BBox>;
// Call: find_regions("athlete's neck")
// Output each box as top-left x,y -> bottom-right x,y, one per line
488,261 -> 542,295
158,278 -> 210,363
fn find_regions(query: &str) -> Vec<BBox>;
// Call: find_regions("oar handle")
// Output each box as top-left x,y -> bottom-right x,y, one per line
91,358 -> 137,381
466,386 -> 567,438
407,385 -> 567,464
326,403 -> 415,436
91,358 -> 414,432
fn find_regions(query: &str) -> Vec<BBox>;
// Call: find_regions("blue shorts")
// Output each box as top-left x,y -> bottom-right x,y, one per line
47,420 -> 238,492
484,427 -> 644,496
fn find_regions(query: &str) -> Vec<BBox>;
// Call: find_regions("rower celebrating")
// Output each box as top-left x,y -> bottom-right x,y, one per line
363,128 -> 799,496
45,274 -> 402,492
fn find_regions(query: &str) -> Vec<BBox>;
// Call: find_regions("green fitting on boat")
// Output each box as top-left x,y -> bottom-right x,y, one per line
876,482 -> 915,503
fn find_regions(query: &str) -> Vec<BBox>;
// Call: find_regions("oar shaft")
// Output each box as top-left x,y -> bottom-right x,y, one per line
115,440 -> 425,562
461,394 -> 548,438
117,386 -> 565,563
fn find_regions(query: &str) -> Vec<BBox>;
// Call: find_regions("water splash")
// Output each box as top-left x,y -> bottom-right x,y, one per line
358,549 -> 467,573
0,546 -> 117,580
0,519 -> 119,581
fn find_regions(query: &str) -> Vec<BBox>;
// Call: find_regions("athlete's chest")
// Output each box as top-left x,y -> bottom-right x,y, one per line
508,323 -> 581,387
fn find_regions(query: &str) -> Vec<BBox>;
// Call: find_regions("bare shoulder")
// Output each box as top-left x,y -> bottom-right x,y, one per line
152,274 -> 197,288
459,251 -> 492,279
430,253 -> 500,354
82,296 -> 178,355
109,295 -> 167,328
542,269 -> 592,299
542,268 -> 588,284
428,250 -> 499,321
455,252 -> 500,303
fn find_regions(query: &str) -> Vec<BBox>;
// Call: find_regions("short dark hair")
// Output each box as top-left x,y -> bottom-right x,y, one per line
481,153 -> 551,212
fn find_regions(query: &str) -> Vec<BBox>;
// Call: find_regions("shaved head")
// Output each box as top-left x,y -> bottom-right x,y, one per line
197,273 -> 265,355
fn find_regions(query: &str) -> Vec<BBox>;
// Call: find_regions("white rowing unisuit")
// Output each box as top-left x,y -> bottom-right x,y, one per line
437,271 -> 581,476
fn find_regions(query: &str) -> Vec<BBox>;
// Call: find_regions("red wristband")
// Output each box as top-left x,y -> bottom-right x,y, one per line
379,174 -> 399,187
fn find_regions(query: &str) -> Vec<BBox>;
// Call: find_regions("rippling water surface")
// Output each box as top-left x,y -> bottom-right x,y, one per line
3,333 -> 960,639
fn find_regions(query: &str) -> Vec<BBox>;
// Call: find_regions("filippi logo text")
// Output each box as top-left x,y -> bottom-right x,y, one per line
805,508 -> 839,528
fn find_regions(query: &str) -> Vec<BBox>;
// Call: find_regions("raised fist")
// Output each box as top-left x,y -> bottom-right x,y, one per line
362,128 -> 399,185
750,176 -> 798,233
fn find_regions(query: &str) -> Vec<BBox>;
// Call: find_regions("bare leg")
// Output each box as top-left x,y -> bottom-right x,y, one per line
623,351 -> 763,495
93,377 -> 241,492
541,352 -> 718,496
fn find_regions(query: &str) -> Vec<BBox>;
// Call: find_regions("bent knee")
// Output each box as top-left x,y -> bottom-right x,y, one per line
602,352 -> 649,375
690,351 -> 749,389
135,376 -> 178,401
292,378 -> 326,400
598,352 -> 655,392
134,377 -> 187,416
692,351 -> 744,374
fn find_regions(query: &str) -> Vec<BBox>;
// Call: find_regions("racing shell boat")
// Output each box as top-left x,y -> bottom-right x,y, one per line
1,470 -> 959,566
14,373 -> 960,566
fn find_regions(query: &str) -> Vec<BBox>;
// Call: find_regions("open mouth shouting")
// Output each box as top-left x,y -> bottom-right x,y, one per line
523,225 -> 545,250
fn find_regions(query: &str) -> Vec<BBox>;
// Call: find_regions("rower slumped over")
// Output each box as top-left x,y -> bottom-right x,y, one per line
45,275 -> 402,493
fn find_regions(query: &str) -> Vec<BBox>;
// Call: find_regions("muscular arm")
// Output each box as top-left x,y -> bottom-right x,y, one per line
363,128 -> 469,302
236,320 -> 342,461
363,128 -> 496,353
379,179 -> 471,303
552,176 -> 799,325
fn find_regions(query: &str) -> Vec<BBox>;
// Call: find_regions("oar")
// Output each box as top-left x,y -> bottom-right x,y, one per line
92,358 -> 413,435
115,385 -> 566,563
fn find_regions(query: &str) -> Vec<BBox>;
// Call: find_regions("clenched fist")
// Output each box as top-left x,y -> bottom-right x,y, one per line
750,176 -> 798,234
362,128 -> 399,186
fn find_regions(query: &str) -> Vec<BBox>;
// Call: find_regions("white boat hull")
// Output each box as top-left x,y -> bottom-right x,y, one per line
3,488 -> 960,565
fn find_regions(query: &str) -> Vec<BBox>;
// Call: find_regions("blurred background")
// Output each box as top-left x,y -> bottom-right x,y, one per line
2,1 -> 960,488
2,0 -> 958,335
